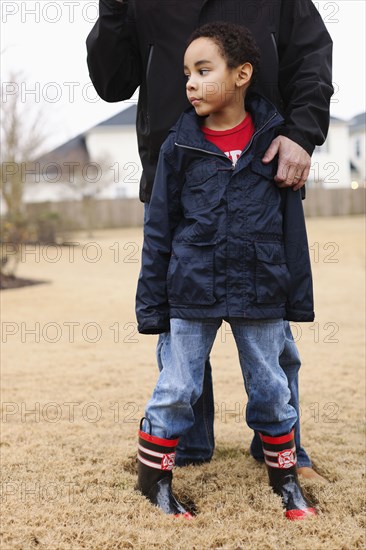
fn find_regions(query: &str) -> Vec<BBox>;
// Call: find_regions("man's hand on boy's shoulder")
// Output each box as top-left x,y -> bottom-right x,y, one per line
262,136 -> 311,191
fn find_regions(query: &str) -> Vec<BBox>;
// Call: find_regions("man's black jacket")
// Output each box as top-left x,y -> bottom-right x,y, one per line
86,0 -> 333,203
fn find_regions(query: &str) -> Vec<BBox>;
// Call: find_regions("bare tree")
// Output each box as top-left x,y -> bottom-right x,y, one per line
0,72 -> 46,275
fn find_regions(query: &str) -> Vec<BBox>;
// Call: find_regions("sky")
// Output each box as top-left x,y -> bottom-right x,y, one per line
1,0 -> 365,153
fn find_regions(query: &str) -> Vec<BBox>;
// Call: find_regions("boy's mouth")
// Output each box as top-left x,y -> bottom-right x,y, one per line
189,97 -> 202,105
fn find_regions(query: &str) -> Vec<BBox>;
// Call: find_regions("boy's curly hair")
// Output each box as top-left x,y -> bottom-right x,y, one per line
187,21 -> 261,83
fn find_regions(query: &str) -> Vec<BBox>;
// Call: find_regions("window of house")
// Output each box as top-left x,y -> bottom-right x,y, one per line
355,139 -> 361,158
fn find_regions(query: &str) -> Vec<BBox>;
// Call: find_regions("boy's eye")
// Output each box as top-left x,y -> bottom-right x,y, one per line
184,69 -> 209,80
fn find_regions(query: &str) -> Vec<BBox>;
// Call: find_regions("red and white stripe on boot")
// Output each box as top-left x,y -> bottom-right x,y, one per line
138,431 -> 178,471
136,421 -> 194,519
260,431 -> 317,520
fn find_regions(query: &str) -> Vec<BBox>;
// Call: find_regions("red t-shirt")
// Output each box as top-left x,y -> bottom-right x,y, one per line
202,113 -> 255,165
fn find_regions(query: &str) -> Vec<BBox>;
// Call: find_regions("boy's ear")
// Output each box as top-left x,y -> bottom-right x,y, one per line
236,62 -> 253,88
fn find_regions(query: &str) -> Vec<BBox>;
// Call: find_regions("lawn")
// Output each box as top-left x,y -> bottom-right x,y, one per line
1,216 -> 365,549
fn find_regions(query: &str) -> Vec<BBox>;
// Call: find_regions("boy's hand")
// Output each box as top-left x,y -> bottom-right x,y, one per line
262,136 -> 311,191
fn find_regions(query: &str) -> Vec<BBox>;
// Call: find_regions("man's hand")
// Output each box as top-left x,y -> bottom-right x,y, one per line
262,136 -> 311,191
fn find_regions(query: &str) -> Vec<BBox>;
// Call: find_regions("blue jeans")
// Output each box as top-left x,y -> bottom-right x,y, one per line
250,321 -> 311,467
145,318 -> 298,443
155,320 -> 312,468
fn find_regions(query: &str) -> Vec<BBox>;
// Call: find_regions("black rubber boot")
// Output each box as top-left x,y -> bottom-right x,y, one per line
136,419 -> 193,519
260,430 -> 317,520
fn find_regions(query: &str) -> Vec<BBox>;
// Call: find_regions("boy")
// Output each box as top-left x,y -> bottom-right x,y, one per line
135,22 -> 317,520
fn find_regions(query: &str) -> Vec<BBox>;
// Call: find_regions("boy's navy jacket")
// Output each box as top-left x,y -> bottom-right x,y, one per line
86,0 -> 333,203
136,94 -> 314,334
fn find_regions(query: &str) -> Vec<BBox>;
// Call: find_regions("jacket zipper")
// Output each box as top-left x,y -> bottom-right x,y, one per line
145,44 -> 154,132
236,111 -> 278,164
271,33 -> 279,65
175,112 -> 278,169
146,44 -> 154,79
174,142 -> 231,165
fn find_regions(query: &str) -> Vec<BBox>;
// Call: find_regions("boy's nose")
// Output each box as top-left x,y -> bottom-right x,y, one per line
186,78 -> 198,92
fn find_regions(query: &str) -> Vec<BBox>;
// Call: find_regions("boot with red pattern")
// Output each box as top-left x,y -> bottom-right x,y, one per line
136,419 -> 193,519
260,430 -> 317,520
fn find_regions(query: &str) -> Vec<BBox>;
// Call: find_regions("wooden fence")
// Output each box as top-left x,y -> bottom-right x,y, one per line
24,188 -> 365,231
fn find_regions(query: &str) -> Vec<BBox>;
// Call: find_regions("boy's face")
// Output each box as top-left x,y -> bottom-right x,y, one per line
184,37 -> 245,119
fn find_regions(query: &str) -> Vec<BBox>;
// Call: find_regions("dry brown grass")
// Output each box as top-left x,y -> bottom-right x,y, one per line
1,216 -> 365,550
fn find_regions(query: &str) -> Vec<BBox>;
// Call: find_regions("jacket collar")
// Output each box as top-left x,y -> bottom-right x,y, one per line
173,92 -> 284,152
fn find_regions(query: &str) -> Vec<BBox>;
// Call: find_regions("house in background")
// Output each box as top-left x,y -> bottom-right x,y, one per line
308,116 -> 352,188
21,105 -> 141,207
23,134 -> 91,204
349,112 -> 366,187
85,106 -> 141,199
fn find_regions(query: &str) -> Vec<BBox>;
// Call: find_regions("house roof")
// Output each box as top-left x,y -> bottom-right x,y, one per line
35,134 -> 89,168
33,106 -> 136,165
349,112 -> 366,130
96,104 -> 137,127
330,115 -> 346,123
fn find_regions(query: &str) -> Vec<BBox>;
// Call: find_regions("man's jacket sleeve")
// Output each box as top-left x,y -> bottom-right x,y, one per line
136,147 -> 181,334
283,189 -> 315,322
277,0 -> 333,154
86,0 -> 141,101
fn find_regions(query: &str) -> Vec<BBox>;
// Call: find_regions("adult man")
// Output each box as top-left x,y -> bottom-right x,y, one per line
86,0 -> 333,480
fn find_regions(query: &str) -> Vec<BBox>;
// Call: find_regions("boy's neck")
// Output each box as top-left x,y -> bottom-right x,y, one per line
202,104 -> 248,132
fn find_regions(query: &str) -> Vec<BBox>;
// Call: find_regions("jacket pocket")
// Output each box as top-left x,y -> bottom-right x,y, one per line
255,242 -> 290,304
249,158 -> 279,205
167,243 -> 216,306
181,160 -> 220,214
